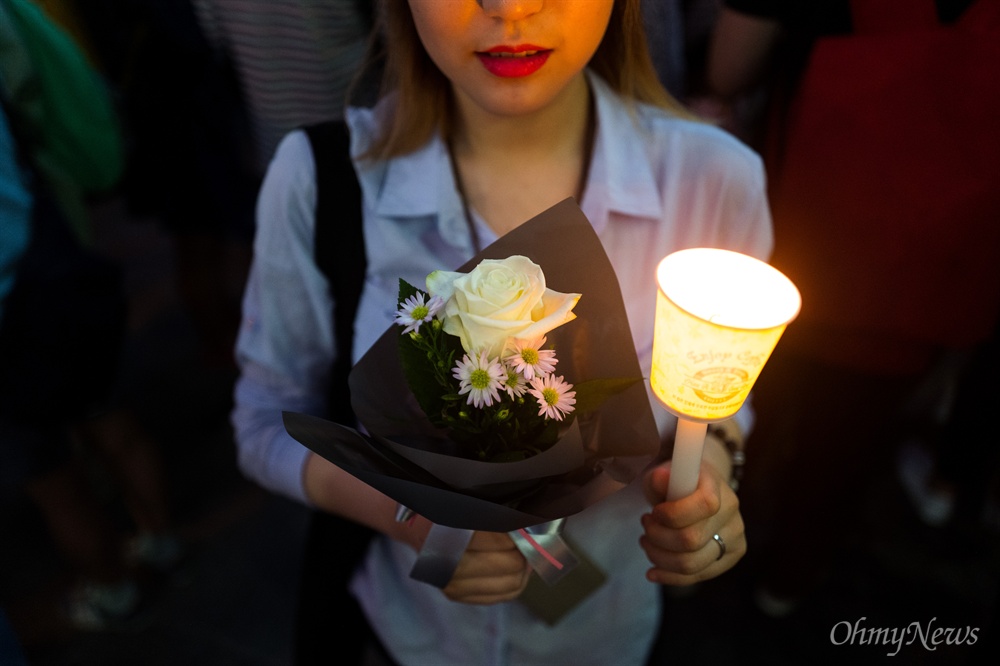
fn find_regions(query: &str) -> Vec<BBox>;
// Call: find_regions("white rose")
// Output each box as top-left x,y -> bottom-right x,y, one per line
426,255 -> 580,358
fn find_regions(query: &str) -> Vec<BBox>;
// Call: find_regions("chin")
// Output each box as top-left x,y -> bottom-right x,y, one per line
473,87 -> 567,119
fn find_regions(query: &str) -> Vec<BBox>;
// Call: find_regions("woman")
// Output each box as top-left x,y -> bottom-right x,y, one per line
233,1 -> 771,663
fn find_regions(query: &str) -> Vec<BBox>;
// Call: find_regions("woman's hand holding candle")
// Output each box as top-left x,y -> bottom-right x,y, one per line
639,435 -> 746,585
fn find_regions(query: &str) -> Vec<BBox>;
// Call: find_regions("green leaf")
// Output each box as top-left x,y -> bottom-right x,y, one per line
398,332 -> 447,418
532,420 -> 561,450
572,376 -> 643,414
397,278 -> 421,305
396,295 -> 465,424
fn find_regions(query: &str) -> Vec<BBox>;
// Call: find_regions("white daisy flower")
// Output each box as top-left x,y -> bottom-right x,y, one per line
502,365 -> 529,399
453,350 -> 506,408
528,374 -> 576,421
505,336 -> 557,381
394,293 -> 444,335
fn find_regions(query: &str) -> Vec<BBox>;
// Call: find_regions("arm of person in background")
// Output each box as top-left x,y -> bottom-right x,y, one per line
706,6 -> 784,99
688,5 -> 784,130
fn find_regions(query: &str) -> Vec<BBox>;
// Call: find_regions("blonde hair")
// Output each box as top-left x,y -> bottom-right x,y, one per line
356,0 -> 685,160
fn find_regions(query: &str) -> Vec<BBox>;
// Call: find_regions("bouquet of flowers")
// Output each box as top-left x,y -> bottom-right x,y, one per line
394,254 -> 585,464
284,200 -> 660,534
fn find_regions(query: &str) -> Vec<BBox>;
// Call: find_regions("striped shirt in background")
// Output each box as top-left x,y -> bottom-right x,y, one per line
192,0 -> 373,173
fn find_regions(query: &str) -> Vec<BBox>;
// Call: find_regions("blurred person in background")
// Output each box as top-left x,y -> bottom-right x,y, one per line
72,0 -> 260,367
698,0 -> 1000,618
0,0 -> 179,638
191,0 -> 377,177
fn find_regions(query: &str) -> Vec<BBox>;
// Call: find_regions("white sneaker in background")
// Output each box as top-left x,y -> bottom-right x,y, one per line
126,532 -> 183,572
897,440 -> 956,528
65,579 -> 140,631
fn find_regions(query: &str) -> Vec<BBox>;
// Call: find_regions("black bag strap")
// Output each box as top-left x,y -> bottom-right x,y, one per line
303,120 -> 366,425
296,120 -> 379,666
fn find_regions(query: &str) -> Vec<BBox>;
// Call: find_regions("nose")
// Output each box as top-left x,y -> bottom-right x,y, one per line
478,0 -> 543,21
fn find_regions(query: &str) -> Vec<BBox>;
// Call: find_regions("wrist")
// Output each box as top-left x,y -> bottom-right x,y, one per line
304,453 -> 431,550
392,506 -> 433,552
705,420 -> 745,492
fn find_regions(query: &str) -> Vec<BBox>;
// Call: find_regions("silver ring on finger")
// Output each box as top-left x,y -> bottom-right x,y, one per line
712,533 -> 726,561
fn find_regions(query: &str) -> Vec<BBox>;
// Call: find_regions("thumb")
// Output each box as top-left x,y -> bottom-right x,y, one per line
644,462 -> 671,506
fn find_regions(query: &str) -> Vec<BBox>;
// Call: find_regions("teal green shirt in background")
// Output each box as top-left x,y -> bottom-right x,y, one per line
0,99 -> 32,325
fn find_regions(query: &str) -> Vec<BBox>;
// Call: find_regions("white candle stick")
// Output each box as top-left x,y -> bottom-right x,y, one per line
666,418 -> 708,500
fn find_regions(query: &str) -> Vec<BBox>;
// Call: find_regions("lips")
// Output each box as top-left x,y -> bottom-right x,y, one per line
476,45 -> 551,78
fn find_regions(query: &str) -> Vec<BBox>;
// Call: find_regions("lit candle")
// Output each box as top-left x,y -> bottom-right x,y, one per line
651,248 -> 800,499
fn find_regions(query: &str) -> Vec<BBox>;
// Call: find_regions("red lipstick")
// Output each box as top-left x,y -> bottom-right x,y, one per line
477,45 -> 551,78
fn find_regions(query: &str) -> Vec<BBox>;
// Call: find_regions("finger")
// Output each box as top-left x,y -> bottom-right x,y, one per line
639,533 -> 720,578
643,464 -> 671,505
642,528 -> 747,586
456,565 -> 532,605
451,549 -> 526,579
443,556 -> 530,604
640,513 -> 714,554
465,530 -> 519,552
443,572 -> 526,603
642,488 -> 743,557
648,473 -> 724,529
647,558 -> 727,587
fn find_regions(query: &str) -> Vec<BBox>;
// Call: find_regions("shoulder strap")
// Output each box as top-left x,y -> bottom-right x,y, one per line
303,120 -> 366,425
296,121 -> 375,665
